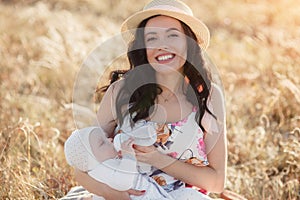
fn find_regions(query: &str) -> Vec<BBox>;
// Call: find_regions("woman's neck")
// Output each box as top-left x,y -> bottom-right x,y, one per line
156,71 -> 184,93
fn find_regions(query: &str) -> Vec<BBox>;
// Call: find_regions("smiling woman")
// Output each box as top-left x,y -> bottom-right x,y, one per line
62,0 -> 227,199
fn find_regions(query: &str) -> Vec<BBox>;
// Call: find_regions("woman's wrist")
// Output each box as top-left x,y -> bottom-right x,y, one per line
151,150 -> 176,169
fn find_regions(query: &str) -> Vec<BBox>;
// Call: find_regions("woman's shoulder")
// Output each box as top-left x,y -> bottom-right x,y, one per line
106,78 -> 125,98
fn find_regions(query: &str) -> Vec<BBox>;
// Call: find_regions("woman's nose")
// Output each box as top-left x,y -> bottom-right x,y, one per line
155,38 -> 169,50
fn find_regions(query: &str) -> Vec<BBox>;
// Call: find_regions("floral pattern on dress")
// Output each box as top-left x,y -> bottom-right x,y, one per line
196,137 -> 207,160
154,124 -> 173,149
148,107 -> 211,194
171,117 -> 188,127
167,152 -> 178,158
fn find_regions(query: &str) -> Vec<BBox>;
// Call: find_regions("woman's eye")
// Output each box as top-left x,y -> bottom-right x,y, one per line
168,33 -> 179,38
146,37 -> 157,42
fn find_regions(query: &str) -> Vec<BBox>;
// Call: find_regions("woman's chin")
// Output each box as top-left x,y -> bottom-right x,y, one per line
152,64 -> 182,74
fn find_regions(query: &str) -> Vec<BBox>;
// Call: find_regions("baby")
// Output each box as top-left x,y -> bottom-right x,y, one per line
113,118 -> 157,174
64,126 -> 173,200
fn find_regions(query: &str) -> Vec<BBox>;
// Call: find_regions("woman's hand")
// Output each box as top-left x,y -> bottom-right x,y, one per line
104,189 -> 145,200
133,145 -> 174,169
103,190 -> 130,200
133,144 -> 156,163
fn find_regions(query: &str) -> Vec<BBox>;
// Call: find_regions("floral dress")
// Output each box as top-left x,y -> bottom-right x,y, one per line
150,106 -> 213,194
118,104 -> 219,197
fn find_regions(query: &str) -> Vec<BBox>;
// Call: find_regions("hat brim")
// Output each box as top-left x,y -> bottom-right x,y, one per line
121,9 -> 210,50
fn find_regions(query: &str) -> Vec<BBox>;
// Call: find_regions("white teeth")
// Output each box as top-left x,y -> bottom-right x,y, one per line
157,54 -> 174,61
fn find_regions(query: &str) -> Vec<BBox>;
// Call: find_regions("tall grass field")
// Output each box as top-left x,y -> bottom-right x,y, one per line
0,0 -> 299,199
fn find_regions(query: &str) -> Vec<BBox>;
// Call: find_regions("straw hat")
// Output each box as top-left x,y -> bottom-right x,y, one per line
121,0 -> 210,50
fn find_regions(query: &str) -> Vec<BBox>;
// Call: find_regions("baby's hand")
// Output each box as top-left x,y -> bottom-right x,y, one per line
120,137 -> 135,156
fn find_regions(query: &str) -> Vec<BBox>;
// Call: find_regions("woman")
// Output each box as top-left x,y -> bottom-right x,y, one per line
73,0 -> 227,199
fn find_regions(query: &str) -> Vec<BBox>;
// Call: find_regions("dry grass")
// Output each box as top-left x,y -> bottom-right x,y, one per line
0,0 -> 299,199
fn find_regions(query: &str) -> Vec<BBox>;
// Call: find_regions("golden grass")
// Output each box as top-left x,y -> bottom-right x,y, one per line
0,0 -> 299,199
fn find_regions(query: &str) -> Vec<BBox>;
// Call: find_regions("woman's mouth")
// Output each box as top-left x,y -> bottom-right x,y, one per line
156,53 -> 175,62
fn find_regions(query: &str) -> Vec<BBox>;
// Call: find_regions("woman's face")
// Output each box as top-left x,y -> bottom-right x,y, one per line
144,15 -> 187,74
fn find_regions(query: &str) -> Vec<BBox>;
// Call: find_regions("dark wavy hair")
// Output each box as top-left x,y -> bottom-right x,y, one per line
104,15 -> 215,132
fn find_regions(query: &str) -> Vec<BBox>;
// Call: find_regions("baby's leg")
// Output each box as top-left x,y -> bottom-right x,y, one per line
169,188 -> 212,200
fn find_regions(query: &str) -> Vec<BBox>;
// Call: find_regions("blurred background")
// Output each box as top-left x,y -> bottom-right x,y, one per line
0,0 -> 299,199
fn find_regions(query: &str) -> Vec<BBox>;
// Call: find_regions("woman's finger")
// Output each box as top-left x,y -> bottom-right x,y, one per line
127,189 -> 146,196
133,144 -> 155,152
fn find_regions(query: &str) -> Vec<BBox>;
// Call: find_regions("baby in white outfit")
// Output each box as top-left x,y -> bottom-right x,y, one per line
64,126 -> 172,200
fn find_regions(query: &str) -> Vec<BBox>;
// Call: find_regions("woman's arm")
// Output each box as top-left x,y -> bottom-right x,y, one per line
74,168 -> 144,200
134,144 -> 225,193
76,80 -> 144,199
134,85 -> 227,193
95,80 -> 122,137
